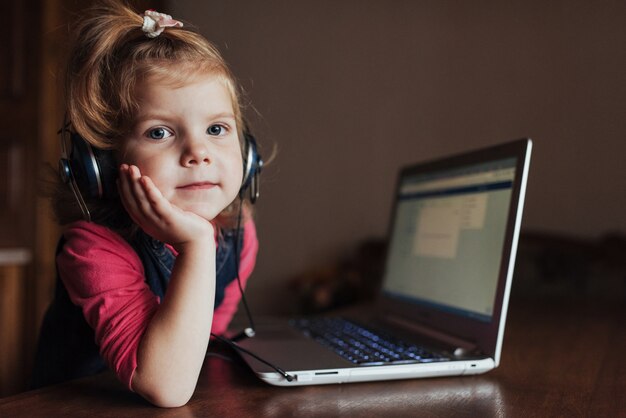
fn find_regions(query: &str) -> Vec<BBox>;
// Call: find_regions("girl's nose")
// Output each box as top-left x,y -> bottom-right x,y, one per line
180,135 -> 211,166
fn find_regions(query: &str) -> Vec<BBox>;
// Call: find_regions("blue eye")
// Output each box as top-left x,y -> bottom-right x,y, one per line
207,124 -> 226,136
147,127 -> 172,140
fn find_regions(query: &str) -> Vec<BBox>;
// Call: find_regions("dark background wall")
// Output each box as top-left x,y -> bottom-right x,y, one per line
173,0 -> 626,314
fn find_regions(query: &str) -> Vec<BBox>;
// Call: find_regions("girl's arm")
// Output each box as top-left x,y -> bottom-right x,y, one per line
118,164 -> 216,407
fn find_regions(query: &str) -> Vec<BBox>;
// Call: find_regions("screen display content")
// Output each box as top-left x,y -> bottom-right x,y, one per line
382,158 -> 517,322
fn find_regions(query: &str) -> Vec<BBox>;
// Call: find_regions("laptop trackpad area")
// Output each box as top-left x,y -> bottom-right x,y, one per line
238,321 -> 350,371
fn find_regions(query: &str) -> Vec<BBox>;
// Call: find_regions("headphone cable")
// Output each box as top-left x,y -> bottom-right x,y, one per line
209,196 -> 294,382
231,196 -> 256,338
209,332 -> 294,382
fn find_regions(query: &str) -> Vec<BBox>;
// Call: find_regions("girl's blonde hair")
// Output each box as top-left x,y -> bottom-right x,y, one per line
53,0 -> 250,234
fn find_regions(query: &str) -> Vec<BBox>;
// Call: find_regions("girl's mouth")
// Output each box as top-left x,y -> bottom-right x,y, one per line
177,182 -> 217,190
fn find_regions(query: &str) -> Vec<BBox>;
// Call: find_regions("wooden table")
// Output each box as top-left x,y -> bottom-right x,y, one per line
1,296 -> 624,417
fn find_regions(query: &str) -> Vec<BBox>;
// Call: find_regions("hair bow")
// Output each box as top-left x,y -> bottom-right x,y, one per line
142,10 -> 183,38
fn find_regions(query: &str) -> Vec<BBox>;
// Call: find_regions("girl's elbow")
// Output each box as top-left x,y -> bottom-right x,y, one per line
139,384 -> 194,408
132,372 -> 195,408
148,391 -> 192,408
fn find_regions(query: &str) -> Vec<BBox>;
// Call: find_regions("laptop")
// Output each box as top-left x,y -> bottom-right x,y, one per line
236,138 -> 532,386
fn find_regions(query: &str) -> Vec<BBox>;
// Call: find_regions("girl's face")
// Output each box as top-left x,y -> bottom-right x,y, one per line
119,72 -> 243,222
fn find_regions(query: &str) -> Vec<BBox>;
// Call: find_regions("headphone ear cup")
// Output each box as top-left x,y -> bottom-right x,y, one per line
95,148 -> 117,199
67,133 -> 117,199
240,131 -> 263,202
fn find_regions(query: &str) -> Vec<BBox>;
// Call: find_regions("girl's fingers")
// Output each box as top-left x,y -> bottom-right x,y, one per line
119,164 -> 173,226
117,165 -> 140,217
119,165 -> 153,222
128,166 -> 154,217
139,175 -> 173,221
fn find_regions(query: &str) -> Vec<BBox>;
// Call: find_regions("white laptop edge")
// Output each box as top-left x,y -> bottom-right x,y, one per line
493,139 -> 532,366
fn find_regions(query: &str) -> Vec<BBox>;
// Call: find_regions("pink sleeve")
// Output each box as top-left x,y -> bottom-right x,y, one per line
211,219 -> 259,335
57,221 -> 159,390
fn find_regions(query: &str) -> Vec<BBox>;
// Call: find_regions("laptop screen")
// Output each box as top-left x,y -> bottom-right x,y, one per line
382,157 -> 517,322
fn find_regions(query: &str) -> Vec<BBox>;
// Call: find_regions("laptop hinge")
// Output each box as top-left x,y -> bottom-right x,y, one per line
381,313 -> 479,354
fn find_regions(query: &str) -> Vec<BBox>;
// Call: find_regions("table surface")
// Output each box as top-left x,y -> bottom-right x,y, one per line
1,296 -> 624,417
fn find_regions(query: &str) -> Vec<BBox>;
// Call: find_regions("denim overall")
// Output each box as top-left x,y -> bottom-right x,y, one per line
31,228 -> 241,389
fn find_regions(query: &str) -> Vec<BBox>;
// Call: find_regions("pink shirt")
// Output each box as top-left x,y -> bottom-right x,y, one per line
57,220 -> 258,389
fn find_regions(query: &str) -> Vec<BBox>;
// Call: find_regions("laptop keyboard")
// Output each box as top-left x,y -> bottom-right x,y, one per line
290,317 -> 449,366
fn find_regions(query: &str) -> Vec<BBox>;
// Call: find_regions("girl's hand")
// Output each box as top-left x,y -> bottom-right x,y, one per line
117,164 -> 214,251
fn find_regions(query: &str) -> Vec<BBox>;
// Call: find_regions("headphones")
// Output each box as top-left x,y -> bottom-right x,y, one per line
58,124 -> 263,222
240,128 -> 264,203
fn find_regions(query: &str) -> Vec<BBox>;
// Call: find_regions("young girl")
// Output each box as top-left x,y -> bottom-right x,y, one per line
32,1 -> 260,407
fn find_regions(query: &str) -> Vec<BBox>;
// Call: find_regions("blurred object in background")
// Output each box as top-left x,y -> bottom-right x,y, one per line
514,231 -> 626,301
289,238 -> 387,314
